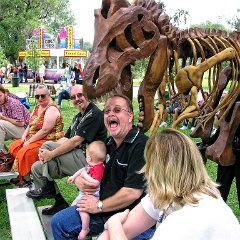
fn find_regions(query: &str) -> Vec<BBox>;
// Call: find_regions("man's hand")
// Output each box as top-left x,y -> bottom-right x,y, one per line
39,148 -> 53,164
75,175 -> 98,194
76,195 -> 99,214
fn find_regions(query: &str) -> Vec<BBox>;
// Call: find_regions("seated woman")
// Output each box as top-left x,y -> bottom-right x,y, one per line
9,85 -> 64,187
99,129 -> 240,240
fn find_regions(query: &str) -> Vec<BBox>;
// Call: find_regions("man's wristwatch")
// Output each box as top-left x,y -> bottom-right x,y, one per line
97,200 -> 103,212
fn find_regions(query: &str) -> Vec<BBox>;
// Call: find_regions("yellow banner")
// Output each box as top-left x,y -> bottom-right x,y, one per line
38,27 -> 43,49
64,50 -> 87,58
18,50 -> 50,58
67,26 -> 73,49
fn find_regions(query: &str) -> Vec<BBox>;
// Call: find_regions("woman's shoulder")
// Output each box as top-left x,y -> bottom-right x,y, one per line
45,103 -> 61,114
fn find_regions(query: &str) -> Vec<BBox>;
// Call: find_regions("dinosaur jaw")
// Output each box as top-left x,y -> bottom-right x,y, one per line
137,84 -> 155,132
83,64 -> 133,101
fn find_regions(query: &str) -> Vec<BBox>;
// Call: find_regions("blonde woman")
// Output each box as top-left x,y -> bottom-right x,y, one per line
99,129 -> 240,240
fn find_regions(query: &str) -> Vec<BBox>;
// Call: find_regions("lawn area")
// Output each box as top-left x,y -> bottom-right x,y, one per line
0,84 -> 239,239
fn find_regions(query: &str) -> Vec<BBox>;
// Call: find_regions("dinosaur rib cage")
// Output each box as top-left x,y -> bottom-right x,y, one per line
83,0 -> 240,165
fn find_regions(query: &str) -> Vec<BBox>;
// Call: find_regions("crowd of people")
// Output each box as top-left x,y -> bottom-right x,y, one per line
0,60 -> 83,85
0,81 -> 240,239
0,63 -> 28,84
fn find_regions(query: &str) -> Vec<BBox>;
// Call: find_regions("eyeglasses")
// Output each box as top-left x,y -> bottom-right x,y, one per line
35,94 -> 47,99
103,106 -> 129,115
70,93 -> 83,100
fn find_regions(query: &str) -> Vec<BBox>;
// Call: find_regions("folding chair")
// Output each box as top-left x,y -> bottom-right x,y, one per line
27,84 -> 39,105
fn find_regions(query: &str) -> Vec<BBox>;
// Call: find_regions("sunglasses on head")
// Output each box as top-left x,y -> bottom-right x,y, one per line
70,93 -> 83,100
35,94 -> 47,99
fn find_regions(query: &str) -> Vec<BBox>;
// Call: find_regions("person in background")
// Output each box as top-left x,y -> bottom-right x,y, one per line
0,67 -> 4,84
64,63 -> 72,83
26,85 -> 107,216
99,129 -> 240,240
159,98 -> 182,128
72,62 -> 83,84
68,140 -> 106,240
0,84 -> 30,154
23,63 -> 28,83
57,79 -> 76,108
51,94 -> 155,240
18,63 -> 23,83
0,65 -> 6,83
9,85 -> 64,187
39,63 -> 46,84
7,64 -> 14,83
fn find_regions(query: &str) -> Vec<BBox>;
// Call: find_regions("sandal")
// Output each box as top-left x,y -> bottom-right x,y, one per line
9,176 -> 20,184
15,179 -> 32,188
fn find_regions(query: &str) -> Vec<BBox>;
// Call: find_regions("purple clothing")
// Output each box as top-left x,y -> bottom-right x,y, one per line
0,96 -> 30,128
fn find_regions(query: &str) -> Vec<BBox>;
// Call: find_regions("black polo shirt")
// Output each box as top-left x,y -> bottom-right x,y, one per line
100,126 -> 148,221
65,102 -> 107,149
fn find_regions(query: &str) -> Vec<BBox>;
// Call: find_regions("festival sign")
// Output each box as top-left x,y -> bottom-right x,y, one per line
43,38 -> 56,49
38,27 -> 43,49
67,26 -> 74,49
64,50 -> 87,58
18,50 -> 50,58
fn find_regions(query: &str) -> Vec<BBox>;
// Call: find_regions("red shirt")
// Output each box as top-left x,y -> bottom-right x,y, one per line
88,162 -> 104,182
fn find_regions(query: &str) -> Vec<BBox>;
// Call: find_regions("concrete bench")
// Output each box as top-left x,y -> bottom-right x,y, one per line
0,172 -> 18,181
6,188 -> 98,240
6,188 -> 46,240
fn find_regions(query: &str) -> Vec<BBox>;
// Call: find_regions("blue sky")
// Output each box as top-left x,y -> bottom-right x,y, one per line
70,0 -> 239,43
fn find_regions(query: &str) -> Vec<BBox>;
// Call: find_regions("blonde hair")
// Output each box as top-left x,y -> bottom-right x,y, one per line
88,141 -> 106,162
141,128 -> 219,210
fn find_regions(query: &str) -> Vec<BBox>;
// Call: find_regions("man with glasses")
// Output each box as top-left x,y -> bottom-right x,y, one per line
51,94 -> 155,239
0,85 -> 30,154
26,85 -> 107,215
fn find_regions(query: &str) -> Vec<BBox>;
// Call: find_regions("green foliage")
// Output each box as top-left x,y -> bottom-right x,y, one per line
26,42 -> 44,74
0,47 -> 7,66
83,41 -> 93,53
171,9 -> 189,27
132,58 -> 149,80
227,9 -> 240,31
190,20 -> 228,31
0,0 -> 75,63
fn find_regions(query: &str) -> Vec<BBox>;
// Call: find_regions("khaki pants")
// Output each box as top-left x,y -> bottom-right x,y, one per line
0,120 -> 25,151
31,141 -> 87,194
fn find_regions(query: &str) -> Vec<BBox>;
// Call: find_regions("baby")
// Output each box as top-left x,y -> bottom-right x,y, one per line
68,140 -> 106,240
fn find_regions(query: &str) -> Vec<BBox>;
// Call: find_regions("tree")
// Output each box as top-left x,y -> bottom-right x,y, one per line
0,47 -> 7,66
25,42 -> 44,82
0,0 -> 75,63
190,21 -> 228,31
228,9 -> 240,31
171,9 -> 189,27
83,41 -> 93,53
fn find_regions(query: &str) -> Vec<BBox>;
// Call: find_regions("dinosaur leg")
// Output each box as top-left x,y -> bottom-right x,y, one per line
205,102 -> 240,166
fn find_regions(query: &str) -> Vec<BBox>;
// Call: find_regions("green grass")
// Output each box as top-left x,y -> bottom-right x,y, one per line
0,84 -> 239,239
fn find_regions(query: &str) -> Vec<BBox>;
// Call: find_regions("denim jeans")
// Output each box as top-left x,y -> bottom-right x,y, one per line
51,205 -> 155,239
57,90 -> 70,106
